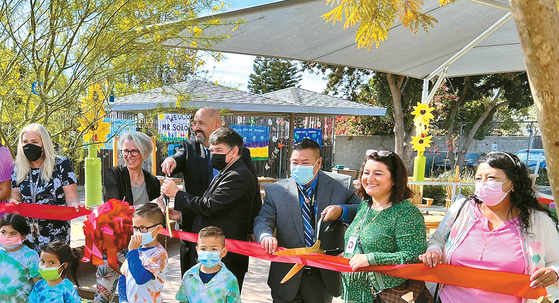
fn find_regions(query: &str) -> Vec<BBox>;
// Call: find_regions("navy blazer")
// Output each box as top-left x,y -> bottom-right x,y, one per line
254,171 -> 360,301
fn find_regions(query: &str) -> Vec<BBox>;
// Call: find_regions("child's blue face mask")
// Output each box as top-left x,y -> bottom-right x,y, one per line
141,230 -> 156,246
197,250 -> 223,269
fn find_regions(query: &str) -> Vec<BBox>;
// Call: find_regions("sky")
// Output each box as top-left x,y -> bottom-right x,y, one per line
198,0 -> 329,93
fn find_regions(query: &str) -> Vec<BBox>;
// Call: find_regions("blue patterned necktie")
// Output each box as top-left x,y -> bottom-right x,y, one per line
302,186 -> 315,247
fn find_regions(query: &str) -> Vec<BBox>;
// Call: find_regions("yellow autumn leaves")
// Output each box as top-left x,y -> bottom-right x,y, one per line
322,0 -> 456,50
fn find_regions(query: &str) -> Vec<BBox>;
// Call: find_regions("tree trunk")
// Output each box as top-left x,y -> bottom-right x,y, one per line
510,0 -> 559,200
387,74 -> 404,155
447,77 -> 469,169
456,88 -> 506,168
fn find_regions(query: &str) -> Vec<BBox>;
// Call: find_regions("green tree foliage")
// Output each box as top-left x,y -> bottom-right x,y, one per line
248,56 -> 302,94
304,62 -> 533,169
0,0 -> 236,160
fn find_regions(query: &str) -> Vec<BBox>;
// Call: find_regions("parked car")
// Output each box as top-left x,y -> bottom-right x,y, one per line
423,151 -> 485,177
514,149 -> 546,173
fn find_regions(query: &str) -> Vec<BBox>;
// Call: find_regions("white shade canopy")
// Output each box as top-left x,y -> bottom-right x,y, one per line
164,0 -> 522,79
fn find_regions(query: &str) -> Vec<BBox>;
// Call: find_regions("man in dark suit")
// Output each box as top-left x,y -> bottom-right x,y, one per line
160,107 -> 261,277
254,139 -> 361,303
161,127 -> 257,289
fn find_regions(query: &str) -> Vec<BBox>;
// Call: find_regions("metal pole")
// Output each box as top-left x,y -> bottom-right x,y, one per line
467,0 -> 512,11
427,12 -> 513,80
421,78 -> 429,104
288,113 -> 295,177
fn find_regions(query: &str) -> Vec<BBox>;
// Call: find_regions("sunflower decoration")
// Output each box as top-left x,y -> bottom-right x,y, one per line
79,83 -> 111,149
411,134 -> 432,154
414,118 -> 429,134
411,102 -> 435,126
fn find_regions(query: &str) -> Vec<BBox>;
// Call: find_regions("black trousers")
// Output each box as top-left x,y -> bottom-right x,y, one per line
272,268 -> 333,303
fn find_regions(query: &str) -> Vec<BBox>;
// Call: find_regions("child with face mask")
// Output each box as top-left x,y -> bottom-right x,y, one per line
118,203 -> 167,303
28,240 -> 81,302
176,226 -> 241,303
0,213 -> 41,302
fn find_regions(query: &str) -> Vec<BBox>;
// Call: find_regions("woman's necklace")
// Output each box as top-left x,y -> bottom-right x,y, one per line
479,204 -> 499,261
479,231 -> 498,261
130,172 -> 142,185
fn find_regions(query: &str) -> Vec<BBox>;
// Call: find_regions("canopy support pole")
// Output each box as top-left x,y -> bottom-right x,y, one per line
287,113 -> 295,176
421,69 -> 447,104
467,0 -> 512,11
427,12 -> 513,80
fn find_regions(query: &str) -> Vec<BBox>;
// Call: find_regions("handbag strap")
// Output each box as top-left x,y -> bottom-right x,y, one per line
433,198 -> 469,302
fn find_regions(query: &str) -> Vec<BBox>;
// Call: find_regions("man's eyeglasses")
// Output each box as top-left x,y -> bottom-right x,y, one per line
366,149 -> 393,158
122,149 -> 140,157
131,223 -> 161,233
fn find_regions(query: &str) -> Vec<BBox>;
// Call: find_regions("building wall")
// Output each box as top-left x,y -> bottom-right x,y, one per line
333,135 -> 542,171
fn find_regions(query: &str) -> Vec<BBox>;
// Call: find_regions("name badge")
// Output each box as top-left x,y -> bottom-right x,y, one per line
346,236 -> 357,254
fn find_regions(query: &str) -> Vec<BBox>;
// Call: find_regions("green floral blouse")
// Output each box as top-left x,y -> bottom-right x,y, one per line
342,199 -> 427,302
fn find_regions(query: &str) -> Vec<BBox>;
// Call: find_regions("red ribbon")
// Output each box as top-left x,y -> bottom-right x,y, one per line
160,230 -> 546,299
0,202 -> 91,220
81,199 -> 134,272
1,202 -> 548,299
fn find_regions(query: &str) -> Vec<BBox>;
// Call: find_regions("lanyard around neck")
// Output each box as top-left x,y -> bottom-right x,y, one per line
296,183 -> 316,206
30,169 -> 40,204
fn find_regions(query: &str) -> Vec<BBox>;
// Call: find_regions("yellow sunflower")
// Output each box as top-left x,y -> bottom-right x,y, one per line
411,134 -> 432,153
411,102 -> 435,125
414,116 -> 429,134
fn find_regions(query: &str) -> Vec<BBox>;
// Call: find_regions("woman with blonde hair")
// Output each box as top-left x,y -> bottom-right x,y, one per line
10,123 -> 80,251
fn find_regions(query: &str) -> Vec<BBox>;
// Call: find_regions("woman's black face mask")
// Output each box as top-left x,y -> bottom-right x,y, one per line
23,143 -> 43,162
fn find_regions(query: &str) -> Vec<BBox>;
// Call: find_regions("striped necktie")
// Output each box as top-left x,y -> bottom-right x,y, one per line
302,186 -> 315,247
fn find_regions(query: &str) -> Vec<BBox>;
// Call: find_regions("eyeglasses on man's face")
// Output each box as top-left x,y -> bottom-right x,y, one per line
122,149 -> 140,157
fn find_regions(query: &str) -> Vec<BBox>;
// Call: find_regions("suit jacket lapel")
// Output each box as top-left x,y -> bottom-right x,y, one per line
315,171 -> 334,228
285,179 -> 305,245
196,143 -> 211,185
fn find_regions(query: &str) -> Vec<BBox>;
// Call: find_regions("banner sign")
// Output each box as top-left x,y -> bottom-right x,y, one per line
102,119 -> 136,150
294,128 -> 323,147
231,125 -> 269,161
158,114 -> 190,142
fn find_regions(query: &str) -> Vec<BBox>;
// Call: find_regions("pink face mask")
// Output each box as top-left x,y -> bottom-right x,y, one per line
0,234 -> 23,250
475,180 -> 511,206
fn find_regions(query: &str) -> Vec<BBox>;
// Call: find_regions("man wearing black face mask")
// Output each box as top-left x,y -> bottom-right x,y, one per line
161,127 -> 257,289
160,107 -> 261,279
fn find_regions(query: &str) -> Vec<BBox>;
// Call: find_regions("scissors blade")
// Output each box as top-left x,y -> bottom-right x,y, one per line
280,264 -> 305,284
273,247 -> 313,256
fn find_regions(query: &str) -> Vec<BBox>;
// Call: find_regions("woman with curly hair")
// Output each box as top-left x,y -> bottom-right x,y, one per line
419,152 -> 559,303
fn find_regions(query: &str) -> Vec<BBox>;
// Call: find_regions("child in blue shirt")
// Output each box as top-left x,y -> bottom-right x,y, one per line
118,202 -> 168,303
28,240 -> 81,303
0,213 -> 41,302
176,226 -> 241,303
